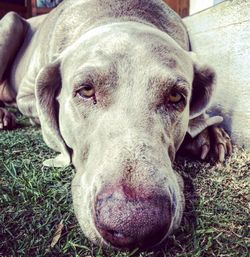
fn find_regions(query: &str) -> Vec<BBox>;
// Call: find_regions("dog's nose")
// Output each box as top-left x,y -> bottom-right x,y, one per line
94,185 -> 172,249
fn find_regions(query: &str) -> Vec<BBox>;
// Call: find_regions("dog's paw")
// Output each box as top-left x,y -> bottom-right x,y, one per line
0,107 -> 16,130
180,126 -> 232,162
179,128 -> 210,160
43,153 -> 71,167
210,126 -> 232,162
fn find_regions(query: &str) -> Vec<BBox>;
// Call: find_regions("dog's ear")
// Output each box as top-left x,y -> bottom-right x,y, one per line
35,61 -> 71,167
189,53 -> 216,119
188,53 -> 223,137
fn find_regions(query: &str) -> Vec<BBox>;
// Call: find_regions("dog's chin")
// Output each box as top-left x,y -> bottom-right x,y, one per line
88,229 -> 171,251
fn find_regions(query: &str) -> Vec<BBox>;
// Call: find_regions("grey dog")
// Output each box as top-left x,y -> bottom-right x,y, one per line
0,0 -> 232,250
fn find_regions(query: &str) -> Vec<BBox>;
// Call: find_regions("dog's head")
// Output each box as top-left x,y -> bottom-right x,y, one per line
35,22 -> 215,249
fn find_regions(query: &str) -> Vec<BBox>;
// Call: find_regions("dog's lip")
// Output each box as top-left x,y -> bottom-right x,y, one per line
97,224 -> 170,250
98,227 -> 135,248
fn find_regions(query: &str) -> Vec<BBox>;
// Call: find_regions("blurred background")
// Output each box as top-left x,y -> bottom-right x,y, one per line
0,0 -> 226,19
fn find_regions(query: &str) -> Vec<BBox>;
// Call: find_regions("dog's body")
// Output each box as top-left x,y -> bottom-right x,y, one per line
0,0 -> 232,250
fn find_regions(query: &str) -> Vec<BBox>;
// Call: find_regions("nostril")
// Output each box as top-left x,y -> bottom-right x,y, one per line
109,230 -> 125,239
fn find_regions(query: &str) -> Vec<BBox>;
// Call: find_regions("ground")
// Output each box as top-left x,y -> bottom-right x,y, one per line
0,109 -> 249,257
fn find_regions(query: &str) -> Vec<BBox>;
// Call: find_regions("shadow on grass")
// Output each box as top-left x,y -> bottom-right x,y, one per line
9,107 -> 33,129
150,160 -> 200,257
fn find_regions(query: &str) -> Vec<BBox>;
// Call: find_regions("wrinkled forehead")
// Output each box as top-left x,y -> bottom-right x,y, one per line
61,22 -> 193,82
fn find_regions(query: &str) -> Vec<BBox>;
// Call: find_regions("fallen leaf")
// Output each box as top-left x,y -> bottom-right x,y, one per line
51,220 -> 64,248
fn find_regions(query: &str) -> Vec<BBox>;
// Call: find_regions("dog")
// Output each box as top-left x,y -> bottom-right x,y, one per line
0,0 -> 232,250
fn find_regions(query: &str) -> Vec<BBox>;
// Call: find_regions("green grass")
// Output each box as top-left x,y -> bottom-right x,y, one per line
0,110 -> 249,257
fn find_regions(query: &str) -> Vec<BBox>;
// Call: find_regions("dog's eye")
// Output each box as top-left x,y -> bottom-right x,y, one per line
169,91 -> 183,103
77,84 -> 95,98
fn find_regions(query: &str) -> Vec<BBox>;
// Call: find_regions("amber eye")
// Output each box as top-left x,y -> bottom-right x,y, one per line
77,84 -> 95,98
169,91 -> 183,103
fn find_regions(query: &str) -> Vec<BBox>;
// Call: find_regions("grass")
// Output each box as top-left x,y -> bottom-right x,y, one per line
0,110 -> 249,257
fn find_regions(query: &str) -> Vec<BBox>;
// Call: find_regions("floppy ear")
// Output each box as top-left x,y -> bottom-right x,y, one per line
190,54 -> 216,119
35,61 -> 71,167
188,53 -> 223,137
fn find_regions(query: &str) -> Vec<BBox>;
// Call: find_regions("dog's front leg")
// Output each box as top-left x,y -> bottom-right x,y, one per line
16,78 -> 40,126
